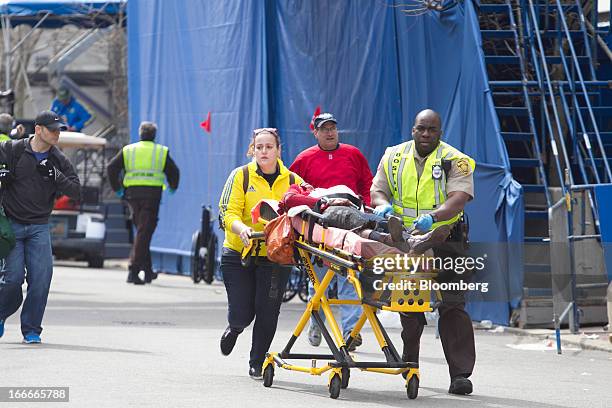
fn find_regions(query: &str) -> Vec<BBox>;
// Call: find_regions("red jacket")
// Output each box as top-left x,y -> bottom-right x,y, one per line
289,143 -> 372,205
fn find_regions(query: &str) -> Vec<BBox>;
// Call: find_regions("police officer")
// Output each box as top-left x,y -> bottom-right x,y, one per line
0,113 -> 25,141
107,121 -> 180,284
370,109 -> 476,395
0,113 -> 12,142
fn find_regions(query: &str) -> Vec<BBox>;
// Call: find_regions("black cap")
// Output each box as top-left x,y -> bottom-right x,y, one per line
314,113 -> 337,129
35,110 -> 67,131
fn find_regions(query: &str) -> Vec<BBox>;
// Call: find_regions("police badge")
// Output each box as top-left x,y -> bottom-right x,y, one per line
456,158 -> 471,175
432,164 -> 443,180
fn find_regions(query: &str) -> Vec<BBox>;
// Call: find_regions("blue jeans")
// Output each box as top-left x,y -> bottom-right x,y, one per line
0,221 -> 53,337
309,263 -> 360,337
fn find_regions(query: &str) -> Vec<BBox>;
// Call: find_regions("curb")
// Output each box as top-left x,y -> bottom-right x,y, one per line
502,327 -> 612,354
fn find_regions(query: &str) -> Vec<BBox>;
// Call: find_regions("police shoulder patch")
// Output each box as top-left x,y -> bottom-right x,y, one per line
456,158 -> 471,176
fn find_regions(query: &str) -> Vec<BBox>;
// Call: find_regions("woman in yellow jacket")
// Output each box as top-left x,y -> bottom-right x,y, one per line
218,128 -> 302,379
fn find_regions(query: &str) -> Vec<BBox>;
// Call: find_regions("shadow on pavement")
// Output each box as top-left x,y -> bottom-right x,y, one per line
268,380 -> 569,408
2,342 -> 153,354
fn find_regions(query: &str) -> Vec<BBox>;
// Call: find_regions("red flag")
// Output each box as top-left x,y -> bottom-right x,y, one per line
309,106 -> 321,131
200,112 -> 211,133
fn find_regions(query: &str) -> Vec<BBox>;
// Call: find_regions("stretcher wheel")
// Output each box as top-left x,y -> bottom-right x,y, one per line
329,374 -> 341,399
340,367 -> 350,389
263,365 -> 274,387
406,376 -> 419,400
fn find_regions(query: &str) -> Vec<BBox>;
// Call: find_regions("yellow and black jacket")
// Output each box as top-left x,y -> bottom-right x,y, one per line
219,159 -> 302,254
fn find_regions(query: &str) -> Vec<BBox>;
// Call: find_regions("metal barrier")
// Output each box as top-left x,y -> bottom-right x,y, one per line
549,184 -> 610,354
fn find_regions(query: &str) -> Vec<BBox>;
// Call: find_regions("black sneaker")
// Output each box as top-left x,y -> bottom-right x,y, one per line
249,366 -> 263,380
144,271 -> 158,283
344,333 -> 362,352
126,270 -> 145,285
220,326 -> 241,356
448,376 -> 473,395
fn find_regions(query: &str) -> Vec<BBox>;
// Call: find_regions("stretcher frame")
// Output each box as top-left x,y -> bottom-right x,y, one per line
248,211 -> 439,400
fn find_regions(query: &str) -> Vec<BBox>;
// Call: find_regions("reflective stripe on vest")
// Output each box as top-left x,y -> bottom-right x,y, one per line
122,141 -> 168,188
383,141 -> 475,229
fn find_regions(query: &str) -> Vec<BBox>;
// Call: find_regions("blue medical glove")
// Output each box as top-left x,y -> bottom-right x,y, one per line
373,204 -> 393,217
413,214 -> 434,232
168,188 -> 176,195
116,188 -> 124,198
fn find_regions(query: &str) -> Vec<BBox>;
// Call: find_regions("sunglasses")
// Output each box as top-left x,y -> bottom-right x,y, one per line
253,127 -> 278,136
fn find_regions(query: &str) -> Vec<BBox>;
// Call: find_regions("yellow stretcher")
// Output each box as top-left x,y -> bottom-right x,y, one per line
245,208 -> 439,400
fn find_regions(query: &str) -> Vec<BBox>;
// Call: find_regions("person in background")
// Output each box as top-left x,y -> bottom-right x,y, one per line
218,127 -> 301,379
50,87 -> 92,132
107,121 -> 180,285
289,112 -> 373,351
0,110 -> 80,344
0,113 -> 25,141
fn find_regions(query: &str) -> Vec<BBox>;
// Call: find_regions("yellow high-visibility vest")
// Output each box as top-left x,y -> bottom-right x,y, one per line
122,141 -> 168,188
0,133 -> 11,142
382,140 -> 475,228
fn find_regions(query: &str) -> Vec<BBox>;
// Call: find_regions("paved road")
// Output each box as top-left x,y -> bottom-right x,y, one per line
1,264 -> 611,408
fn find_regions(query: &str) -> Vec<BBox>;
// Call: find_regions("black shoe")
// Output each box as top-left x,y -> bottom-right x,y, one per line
220,326 -> 241,356
344,333 -> 362,352
249,366 -> 263,380
144,271 -> 158,283
448,376 -> 473,395
126,269 -> 145,285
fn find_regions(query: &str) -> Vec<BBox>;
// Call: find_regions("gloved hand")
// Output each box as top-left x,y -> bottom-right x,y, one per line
168,188 -> 176,195
36,159 -> 57,182
373,204 -> 393,217
413,214 -> 434,232
116,188 -> 125,198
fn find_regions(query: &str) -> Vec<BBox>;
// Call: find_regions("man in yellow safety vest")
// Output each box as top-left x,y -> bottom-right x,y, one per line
0,113 -> 25,142
371,109 -> 476,396
107,121 -> 180,284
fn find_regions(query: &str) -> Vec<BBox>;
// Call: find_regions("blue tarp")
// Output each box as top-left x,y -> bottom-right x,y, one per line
127,0 -> 524,324
594,185 -> 612,282
0,0 -> 124,15
0,0 -> 125,27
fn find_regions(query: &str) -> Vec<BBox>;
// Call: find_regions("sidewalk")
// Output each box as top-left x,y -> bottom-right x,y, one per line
501,326 -> 612,354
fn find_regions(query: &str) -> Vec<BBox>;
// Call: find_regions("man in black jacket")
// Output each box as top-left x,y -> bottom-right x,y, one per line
0,110 -> 80,344
107,121 -> 180,285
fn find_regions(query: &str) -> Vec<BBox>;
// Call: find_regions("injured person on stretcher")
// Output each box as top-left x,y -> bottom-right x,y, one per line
252,183 -> 450,257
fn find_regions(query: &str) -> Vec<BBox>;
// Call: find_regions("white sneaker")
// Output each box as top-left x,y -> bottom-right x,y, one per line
308,323 -> 321,347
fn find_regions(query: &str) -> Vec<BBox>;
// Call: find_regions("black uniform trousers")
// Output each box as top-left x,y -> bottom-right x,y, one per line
127,197 -> 160,276
400,238 -> 476,379
221,248 -> 291,369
